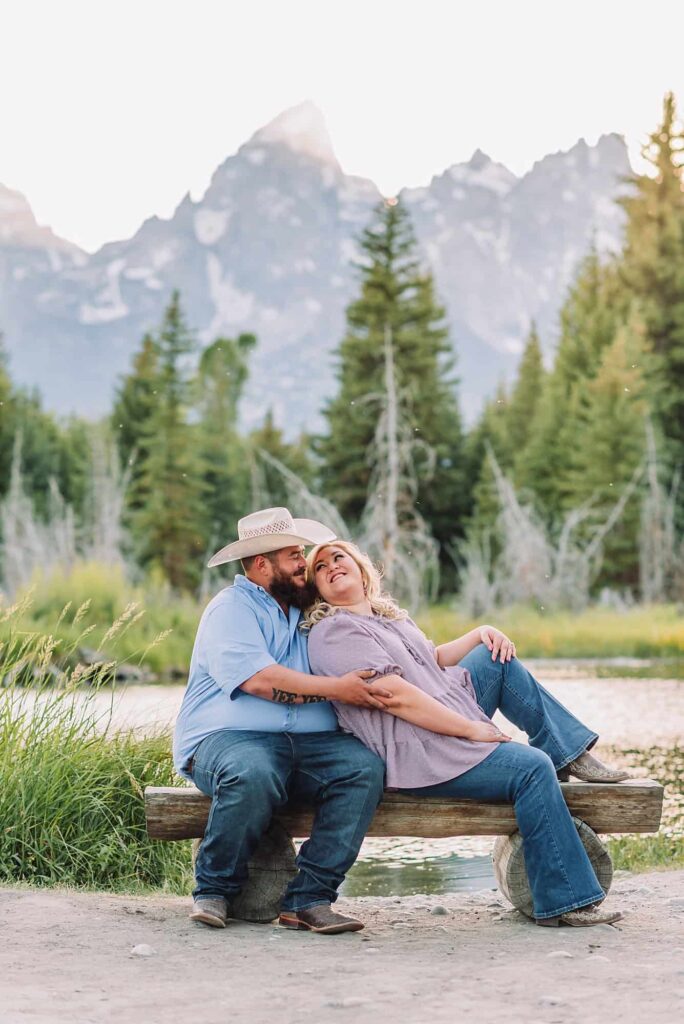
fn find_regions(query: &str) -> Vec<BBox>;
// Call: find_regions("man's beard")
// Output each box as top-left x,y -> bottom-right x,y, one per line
269,569 -> 318,610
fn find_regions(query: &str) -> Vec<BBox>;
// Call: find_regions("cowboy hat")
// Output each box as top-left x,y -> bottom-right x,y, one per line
207,507 -> 336,567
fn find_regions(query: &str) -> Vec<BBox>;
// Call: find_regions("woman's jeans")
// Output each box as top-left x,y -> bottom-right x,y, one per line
190,729 -> 385,912
402,645 -> 605,919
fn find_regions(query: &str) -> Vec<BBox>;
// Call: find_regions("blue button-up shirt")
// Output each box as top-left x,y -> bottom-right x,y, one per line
173,575 -> 338,778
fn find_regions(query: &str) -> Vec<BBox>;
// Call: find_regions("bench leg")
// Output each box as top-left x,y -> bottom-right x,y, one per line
191,822 -> 297,923
492,817 -> 614,919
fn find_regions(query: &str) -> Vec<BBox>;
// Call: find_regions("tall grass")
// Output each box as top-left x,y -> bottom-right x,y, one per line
419,603 -> 684,660
0,622 -> 191,892
1,561 -> 206,675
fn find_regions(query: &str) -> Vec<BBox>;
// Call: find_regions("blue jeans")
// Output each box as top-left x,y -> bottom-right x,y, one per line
402,645 -> 605,919
190,729 -> 385,912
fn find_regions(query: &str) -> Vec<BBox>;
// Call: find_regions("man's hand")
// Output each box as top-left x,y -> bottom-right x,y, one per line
479,625 -> 516,663
332,670 -> 393,709
466,721 -> 512,743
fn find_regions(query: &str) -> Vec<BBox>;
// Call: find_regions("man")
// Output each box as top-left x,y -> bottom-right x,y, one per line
173,507 -> 389,934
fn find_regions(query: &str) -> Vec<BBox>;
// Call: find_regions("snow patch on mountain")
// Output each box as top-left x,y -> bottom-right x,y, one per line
79,258 -> 129,324
206,253 -> 255,334
194,208 -> 231,245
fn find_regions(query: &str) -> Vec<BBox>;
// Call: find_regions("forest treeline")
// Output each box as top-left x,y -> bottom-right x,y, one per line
2,94 -> 684,606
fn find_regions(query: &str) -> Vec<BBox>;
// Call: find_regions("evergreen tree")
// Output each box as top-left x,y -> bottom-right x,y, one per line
196,333 -> 256,549
111,333 -> 160,512
132,293 -> 207,590
1,333 -> 92,526
515,251 -> 627,521
0,335 -> 14,494
463,384 -> 512,542
563,313 -> 649,587
249,409 -> 314,509
619,92 -> 684,472
506,323 -> 545,457
319,199 -> 468,571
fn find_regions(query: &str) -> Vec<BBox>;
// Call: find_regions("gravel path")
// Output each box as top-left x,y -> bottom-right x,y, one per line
2,870 -> 683,1024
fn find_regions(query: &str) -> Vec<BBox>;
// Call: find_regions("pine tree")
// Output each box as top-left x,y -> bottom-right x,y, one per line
318,199 -> 467,572
111,334 -> 160,511
506,323 -> 545,457
196,333 -> 256,549
619,92 -> 684,472
515,251 -> 627,521
0,335 -> 14,496
463,384 -> 512,541
132,293 -> 207,590
563,313 -> 649,587
249,409 -> 314,509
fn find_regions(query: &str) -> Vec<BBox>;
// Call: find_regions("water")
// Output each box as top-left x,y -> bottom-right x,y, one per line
342,852 -> 496,896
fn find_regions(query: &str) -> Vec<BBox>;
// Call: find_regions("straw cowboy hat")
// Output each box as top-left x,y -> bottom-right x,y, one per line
207,507 -> 337,567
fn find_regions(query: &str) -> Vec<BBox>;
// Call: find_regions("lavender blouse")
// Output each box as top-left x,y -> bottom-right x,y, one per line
307,610 -> 496,788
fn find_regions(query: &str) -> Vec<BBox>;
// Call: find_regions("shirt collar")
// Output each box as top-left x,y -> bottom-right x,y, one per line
234,573 -> 267,596
233,574 -> 302,627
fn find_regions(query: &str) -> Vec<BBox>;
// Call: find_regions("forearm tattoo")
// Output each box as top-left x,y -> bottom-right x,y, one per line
272,688 -> 298,703
271,688 -> 328,704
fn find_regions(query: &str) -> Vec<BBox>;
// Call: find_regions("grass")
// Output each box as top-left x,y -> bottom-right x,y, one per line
418,603 -> 684,661
606,744 -> 684,873
1,562 -> 204,676
0,623 -> 192,892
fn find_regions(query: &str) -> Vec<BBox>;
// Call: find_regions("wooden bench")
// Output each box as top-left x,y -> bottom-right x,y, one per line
145,779 -> 664,919
145,778 -> 664,841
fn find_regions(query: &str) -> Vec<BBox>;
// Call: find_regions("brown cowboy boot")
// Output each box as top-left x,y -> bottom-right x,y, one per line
279,904 -> 364,934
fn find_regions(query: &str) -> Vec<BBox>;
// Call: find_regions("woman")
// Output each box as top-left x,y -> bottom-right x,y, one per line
305,540 -> 630,928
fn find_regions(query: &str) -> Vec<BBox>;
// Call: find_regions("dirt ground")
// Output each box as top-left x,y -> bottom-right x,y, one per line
2,869 -> 683,1024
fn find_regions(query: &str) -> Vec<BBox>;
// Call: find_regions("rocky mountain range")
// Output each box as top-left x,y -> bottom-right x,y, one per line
0,102 -> 631,431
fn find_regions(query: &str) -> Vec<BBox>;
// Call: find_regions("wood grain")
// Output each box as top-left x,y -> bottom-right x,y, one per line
145,778 -> 664,841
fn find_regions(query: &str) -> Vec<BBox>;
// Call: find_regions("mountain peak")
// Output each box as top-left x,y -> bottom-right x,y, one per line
0,182 -> 81,253
247,101 -> 338,165
448,151 -> 517,196
468,148 -> 493,170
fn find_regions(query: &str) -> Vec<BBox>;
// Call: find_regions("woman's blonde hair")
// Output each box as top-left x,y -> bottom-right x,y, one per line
302,539 -> 407,630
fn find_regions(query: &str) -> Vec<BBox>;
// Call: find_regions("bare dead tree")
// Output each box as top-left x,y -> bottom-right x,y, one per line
639,419 -> 682,602
358,323 -> 439,608
1,432 -> 129,598
458,447 -> 645,613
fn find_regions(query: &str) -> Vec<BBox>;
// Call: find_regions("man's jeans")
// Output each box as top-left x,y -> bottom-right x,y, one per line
402,645 -> 605,920
190,729 -> 384,912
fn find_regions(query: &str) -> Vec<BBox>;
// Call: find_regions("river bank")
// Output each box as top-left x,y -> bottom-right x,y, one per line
61,664 -> 684,747
2,869 -> 683,1024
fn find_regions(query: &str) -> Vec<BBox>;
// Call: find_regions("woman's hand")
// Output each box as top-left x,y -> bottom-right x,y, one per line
466,721 -> 512,743
479,625 -> 516,663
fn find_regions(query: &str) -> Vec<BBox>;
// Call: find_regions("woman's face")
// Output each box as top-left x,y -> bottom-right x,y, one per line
311,546 -> 366,606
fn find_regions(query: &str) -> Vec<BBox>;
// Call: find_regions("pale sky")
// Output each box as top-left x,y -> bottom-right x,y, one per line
2,0 -> 683,252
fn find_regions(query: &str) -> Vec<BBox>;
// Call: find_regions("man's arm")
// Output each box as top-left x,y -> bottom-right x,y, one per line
240,665 -> 393,710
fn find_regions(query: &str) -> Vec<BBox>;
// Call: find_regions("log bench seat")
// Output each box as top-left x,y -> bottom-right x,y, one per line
144,779 -> 664,920
145,778 -> 664,841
